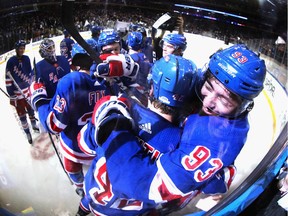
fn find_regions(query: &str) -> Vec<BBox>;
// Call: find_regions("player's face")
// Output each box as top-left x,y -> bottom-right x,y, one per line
16,46 -> 25,56
102,42 -> 121,54
200,76 -> 242,116
162,41 -> 175,57
47,45 -> 56,54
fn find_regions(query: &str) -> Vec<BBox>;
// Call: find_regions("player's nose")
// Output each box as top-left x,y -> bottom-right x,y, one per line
203,95 -> 216,110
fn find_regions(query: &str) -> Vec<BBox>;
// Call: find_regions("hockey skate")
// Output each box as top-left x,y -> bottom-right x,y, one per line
75,207 -> 90,216
31,122 -> 40,133
26,132 -> 33,144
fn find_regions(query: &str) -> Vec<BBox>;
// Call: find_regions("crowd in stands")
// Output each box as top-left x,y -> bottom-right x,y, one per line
0,2 -> 286,66
0,4 -> 157,54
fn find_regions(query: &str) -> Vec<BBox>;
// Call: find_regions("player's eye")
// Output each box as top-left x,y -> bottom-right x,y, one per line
102,49 -> 113,54
203,81 -> 213,92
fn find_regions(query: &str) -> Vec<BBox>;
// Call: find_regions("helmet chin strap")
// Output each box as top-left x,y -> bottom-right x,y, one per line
224,101 -> 255,119
16,53 -> 23,58
199,99 -> 254,119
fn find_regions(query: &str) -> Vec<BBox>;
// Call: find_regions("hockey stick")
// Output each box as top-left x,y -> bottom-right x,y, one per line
6,71 -> 44,122
61,0 -> 102,64
48,132 -> 73,185
6,71 -> 34,109
33,57 -> 37,80
0,87 -> 9,98
61,0 -> 121,96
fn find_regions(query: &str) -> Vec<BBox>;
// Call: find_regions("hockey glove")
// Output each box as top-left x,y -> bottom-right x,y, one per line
92,95 -> 134,146
201,165 -> 237,194
95,54 -> 139,80
9,95 -> 18,107
29,81 -> 48,111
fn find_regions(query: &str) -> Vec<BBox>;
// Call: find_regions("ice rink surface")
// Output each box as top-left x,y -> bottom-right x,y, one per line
0,32 -> 287,216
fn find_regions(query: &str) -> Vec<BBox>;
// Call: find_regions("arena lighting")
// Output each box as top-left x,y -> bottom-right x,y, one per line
174,10 -> 246,26
174,3 -> 248,20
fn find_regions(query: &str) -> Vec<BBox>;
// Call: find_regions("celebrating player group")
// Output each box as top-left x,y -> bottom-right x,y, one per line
5,16 -> 266,216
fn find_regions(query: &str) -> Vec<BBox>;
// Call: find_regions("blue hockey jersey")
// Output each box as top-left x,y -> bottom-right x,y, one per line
38,71 -> 113,164
78,113 -> 249,215
5,55 -> 32,99
78,99 -> 183,214
34,55 -> 70,98
78,99 -> 181,159
100,114 -> 249,204
129,52 -> 151,89
142,37 -> 154,64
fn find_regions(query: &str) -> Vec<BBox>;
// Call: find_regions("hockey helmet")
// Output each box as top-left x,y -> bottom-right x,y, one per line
208,44 -> 266,101
63,29 -> 70,37
97,31 -> 121,53
91,26 -> 103,36
15,40 -> 26,49
137,26 -> 147,37
149,54 -> 197,107
159,33 -> 187,52
129,24 -> 139,32
71,40 -> 94,69
197,44 -> 267,116
127,31 -> 143,51
71,38 -> 97,58
86,38 -> 98,52
39,38 -> 57,62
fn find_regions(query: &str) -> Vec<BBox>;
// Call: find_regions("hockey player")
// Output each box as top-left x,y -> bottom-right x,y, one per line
29,40 -> 139,197
60,29 -> 75,62
95,30 -> 140,93
126,31 -> 152,106
90,26 -> 102,44
5,40 -> 39,144
76,54 -> 199,215
78,44 -> 267,215
160,33 -> 187,57
30,40 -> 109,196
33,38 -> 71,99
137,26 -> 155,64
97,30 -> 122,55
97,30 -> 132,55
157,32 -> 195,119
90,30 -> 124,78
117,28 -> 129,54
158,32 -> 196,116
153,15 -> 185,60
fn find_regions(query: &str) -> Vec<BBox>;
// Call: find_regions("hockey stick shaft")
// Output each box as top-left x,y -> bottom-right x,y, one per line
33,57 -> 37,80
48,133 -> 73,185
61,0 -> 102,64
61,0 -> 119,96
0,87 -> 9,98
6,71 -> 41,120
6,71 -> 34,108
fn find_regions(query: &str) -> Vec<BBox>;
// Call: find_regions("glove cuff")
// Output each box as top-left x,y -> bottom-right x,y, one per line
33,98 -> 50,111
